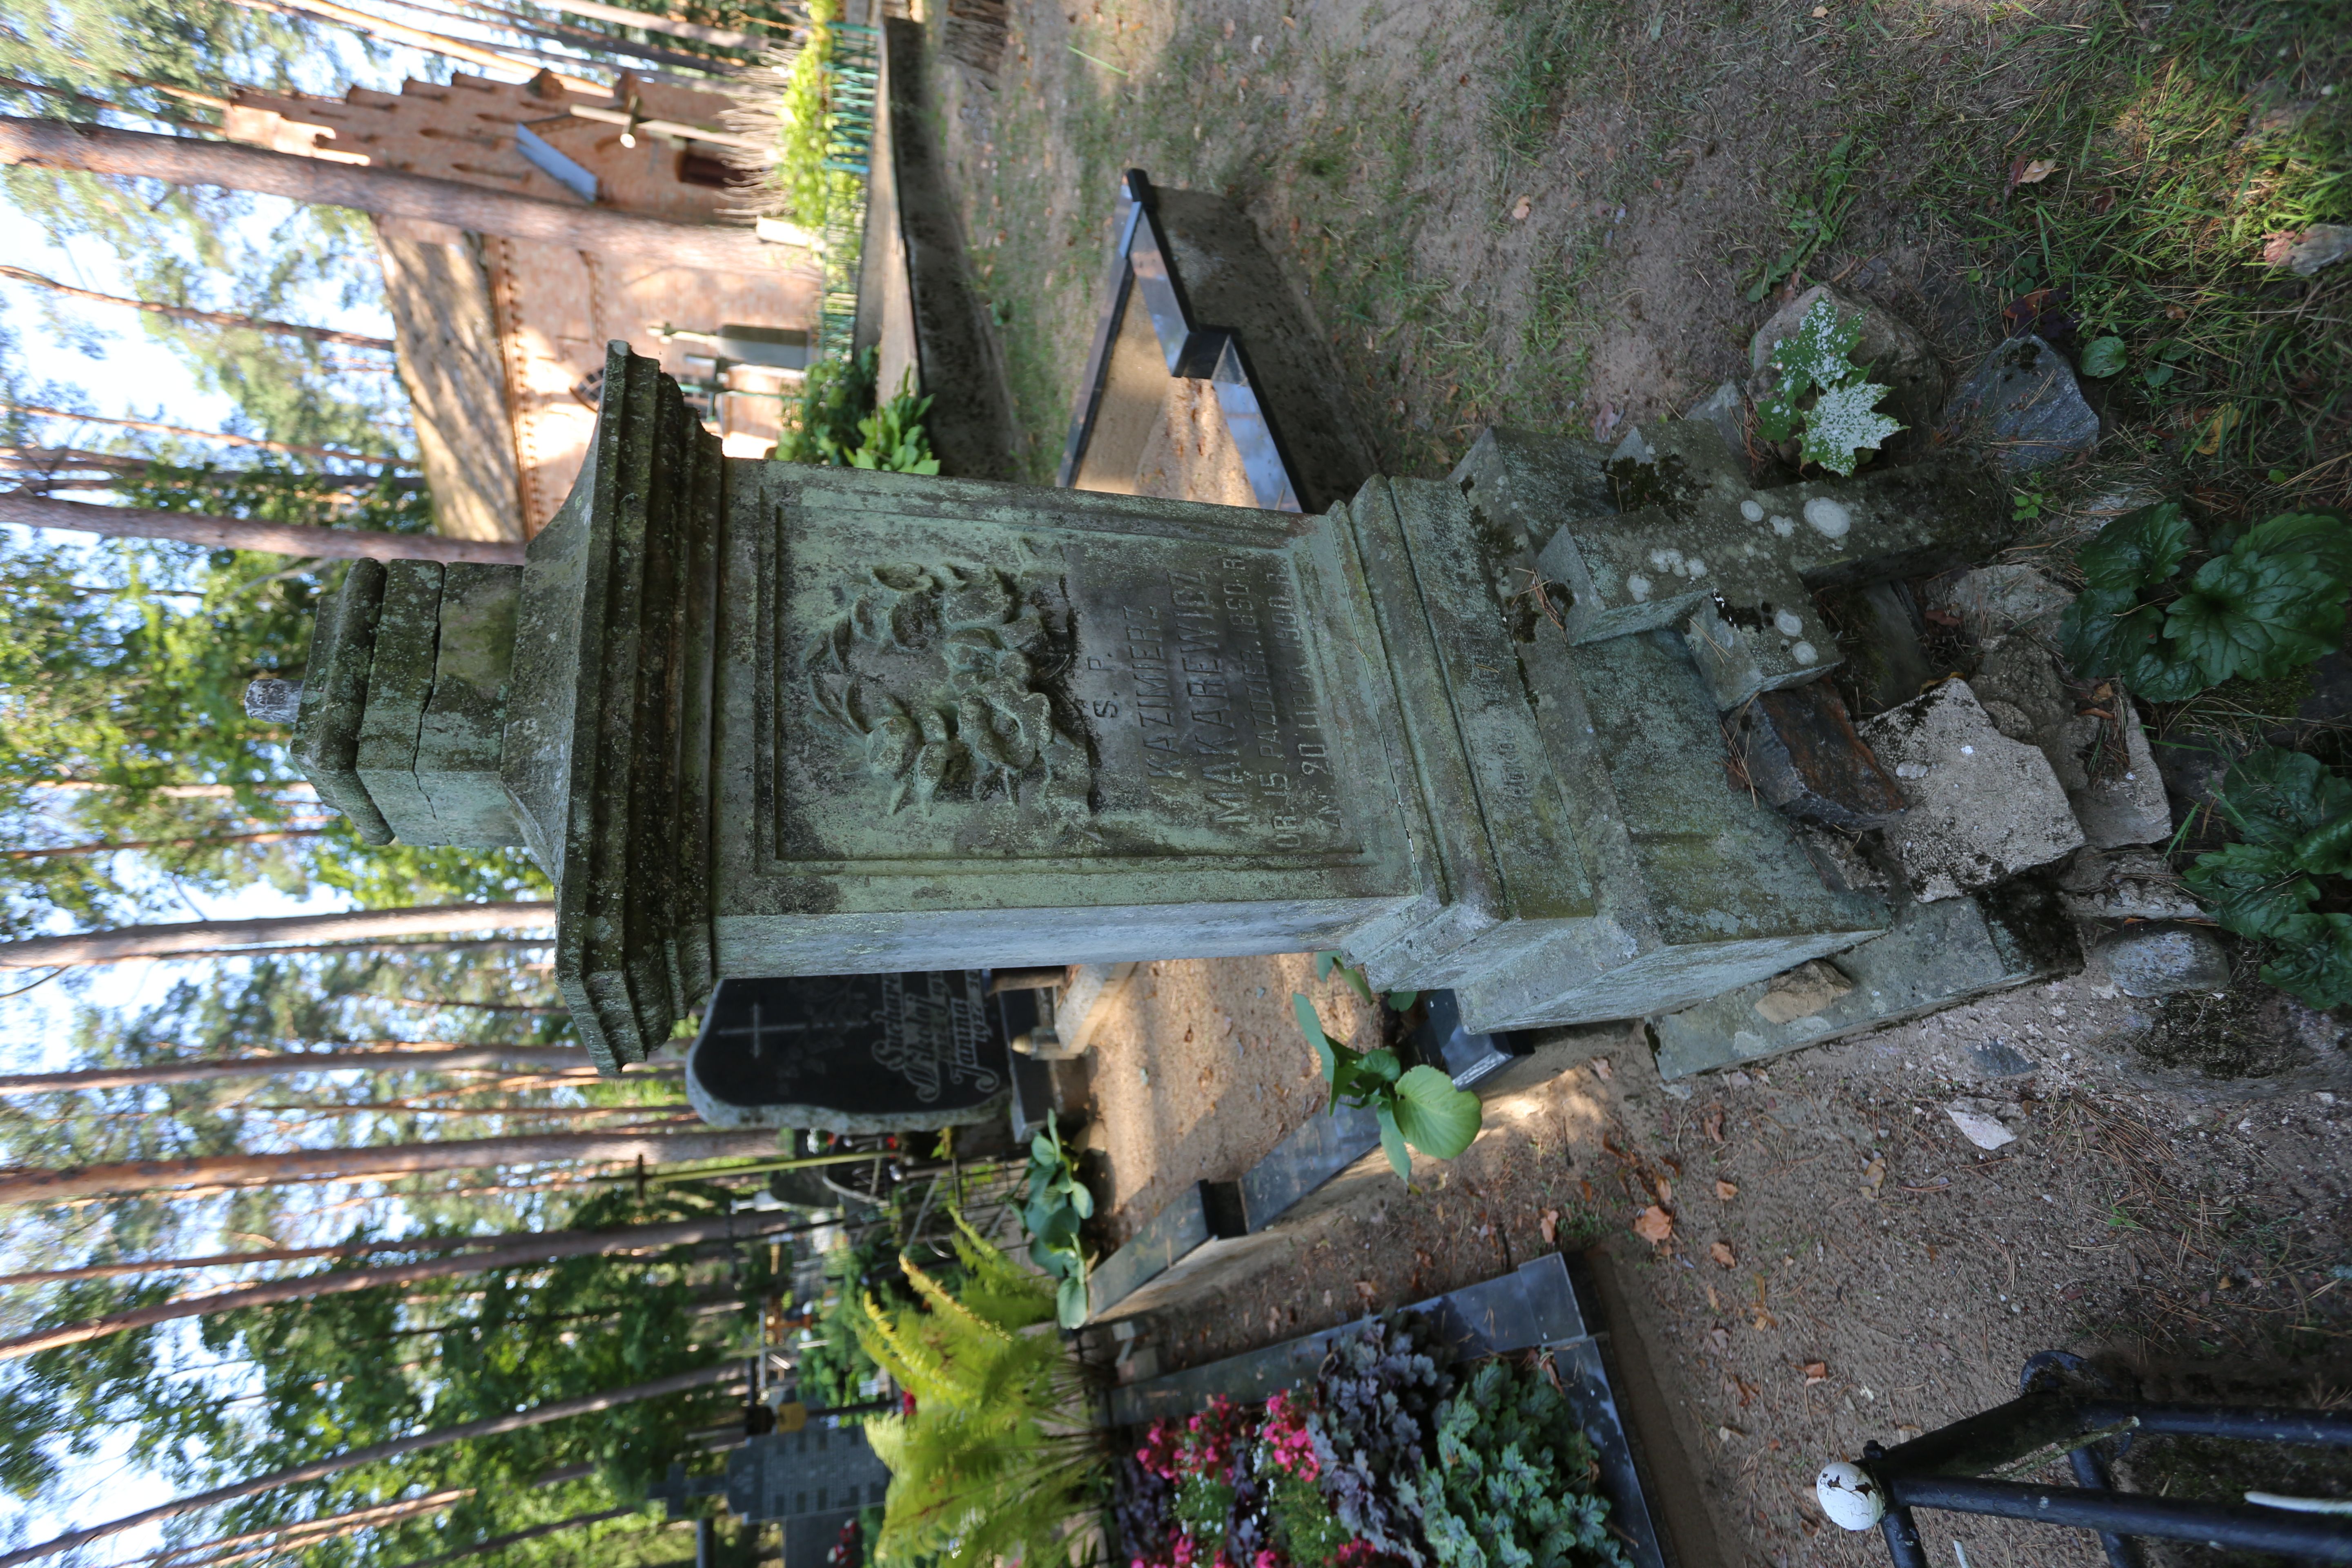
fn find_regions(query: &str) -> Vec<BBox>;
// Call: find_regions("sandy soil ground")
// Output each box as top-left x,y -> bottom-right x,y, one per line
1076,965 -> 2352,1568
1074,955 -> 1379,1248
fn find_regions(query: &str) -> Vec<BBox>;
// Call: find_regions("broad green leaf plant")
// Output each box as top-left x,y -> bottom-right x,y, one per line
2059,503 -> 2352,702
1754,296 -> 1904,477
1293,956 -> 1482,1181
1019,1111 -> 1094,1329
2184,747 -> 2352,1008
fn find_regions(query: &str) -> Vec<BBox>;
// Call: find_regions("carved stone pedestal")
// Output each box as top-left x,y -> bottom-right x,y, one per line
290,343 -> 2007,1069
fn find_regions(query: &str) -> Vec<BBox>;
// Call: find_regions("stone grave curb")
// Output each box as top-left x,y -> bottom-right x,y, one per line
1101,1252 -> 1670,1568
1650,883 -> 2080,1078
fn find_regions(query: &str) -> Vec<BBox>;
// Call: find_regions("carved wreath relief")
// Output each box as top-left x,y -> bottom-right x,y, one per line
805,562 -> 1090,815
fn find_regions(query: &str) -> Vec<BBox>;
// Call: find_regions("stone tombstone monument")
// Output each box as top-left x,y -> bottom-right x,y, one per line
284,341 -> 2008,1071
684,969 -> 1009,1131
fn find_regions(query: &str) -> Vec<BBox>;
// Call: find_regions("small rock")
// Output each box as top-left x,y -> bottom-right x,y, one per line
1938,564 -> 2074,646
2268,223 -> 2352,278
1860,682 -> 2086,902
2059,848 -> 2205,922
1684,379 -> 1747,463
1966,1038 -> 2037,1077
1946,1100 -> 2018,1149
1939,335 -> 2101,477
2095,923 -> 2232,997
1749,283 -> 1946,437
2063,706 -> 2172,848
1752,959 -> 1856,1024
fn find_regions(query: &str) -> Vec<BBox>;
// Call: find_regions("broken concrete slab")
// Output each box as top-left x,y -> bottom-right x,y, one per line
1968,639 -> 2171,847
1684,379 -> 1748,464
1749,283 -> 1946,439
1530,419 -> 2009,710
2064,706 -> 2172,847
1650,884 -> 2078,1078
1940,335 -> 2101,476
1751,959 -> 1854,1024
1861,682 -> 2085,902
2094,922 -> 2232,997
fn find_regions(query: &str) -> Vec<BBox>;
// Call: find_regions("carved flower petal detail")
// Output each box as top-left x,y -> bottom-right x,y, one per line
1009,691 -> 1055,763
942,571 -> 1015,629
871,564 -> 936,594
913,740 -> 967,805
941,627 -> 1002,677
867,711 -> 920,777
1000,608 -> 1049,653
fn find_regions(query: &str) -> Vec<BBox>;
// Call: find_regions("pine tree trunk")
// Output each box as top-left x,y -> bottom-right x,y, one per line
378,1508 -> 636,1568
0,117 -> 805,275
1,828 -> 327,860
0,492 -> 526,565
0,1126 -> 774,1205
0,1209 -> 802,1359
0,265 -> 397,350
121,1487 -> 472,1568
0,901 -> 555,969
0,1200 -> 804,1287
0,1044 -> 602,1098
0,1363 -> 745,1568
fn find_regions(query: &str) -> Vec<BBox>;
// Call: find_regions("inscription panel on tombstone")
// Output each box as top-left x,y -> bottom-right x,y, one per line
685,970 -> 1008,1133
767,483 -> 1363,866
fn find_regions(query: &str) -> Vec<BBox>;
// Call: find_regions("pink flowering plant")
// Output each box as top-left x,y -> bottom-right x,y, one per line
1111,1317 -> 1627,1568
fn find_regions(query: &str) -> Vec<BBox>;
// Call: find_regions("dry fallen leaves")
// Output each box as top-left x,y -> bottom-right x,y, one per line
1706,1284 -> 1724,1312
1590,1056 -> 1614,1081
1802,1361 -> 1829,1385
1539,1207 -> 1561,1245
1707,1326 -> 1731,1353
2018,158 -> 2060,183
1353,1278 -> 1378,1304
1702,1107 -> 1725,1143
1633,1205 -> 1675,1245
1753,1310 -> 1779,1331
1653,1176 -> 1675,1205
1715,1178 -> 1739,1201
1709,1241 -> 1738,1269
1511,195 -> 1532,221
1862,1156 -> 1886,1198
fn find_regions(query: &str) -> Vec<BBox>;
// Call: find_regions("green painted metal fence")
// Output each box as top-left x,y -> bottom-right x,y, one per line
813,22 -> 880,365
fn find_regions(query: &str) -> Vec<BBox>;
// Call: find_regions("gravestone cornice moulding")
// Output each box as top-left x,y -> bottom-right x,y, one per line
290,342 -> 2009,1071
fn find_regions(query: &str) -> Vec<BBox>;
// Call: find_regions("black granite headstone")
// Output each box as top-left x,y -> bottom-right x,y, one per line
685,971 -> 1010,1133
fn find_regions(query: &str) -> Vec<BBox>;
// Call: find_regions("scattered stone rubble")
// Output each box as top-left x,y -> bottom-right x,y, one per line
1649,290 -> 2224,1076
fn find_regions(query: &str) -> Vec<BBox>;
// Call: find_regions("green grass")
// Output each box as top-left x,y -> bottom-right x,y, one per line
1920,0 -> 2350,493
926,0 -> 2345,505
1486,0 -> 1622,170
